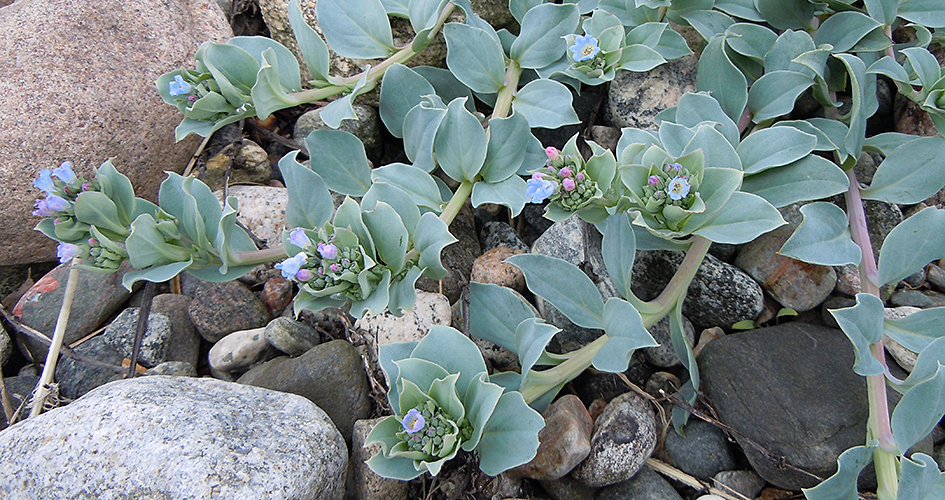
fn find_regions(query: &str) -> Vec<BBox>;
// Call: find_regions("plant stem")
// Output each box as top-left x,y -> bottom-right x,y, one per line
439,180 -> 474,226
844,168 -> 899,499
231,245 -> 291,266
492,61 -> 522,121
521,236 -> 713,404
30,257 -> 81,418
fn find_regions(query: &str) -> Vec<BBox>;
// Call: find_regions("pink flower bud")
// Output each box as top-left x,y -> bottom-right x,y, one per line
576,172 -> 585,181
329,263 -> 340,272
531,172 -> 545,180
648,175 -> 660,187
545,147 -> 559,160
559,167 -> 572,178
295,269 -> 313,281
563,178 -> 576,191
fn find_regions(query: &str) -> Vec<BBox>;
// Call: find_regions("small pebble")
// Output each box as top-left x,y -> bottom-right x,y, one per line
208,327 -> 270,373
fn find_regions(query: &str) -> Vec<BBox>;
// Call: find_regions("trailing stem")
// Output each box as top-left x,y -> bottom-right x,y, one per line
30,257 -> 81,418
520,236 -> 713,404
844,168 -> 899,499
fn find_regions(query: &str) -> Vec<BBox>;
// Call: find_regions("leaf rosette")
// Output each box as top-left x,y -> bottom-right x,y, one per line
532,133 -> 617,224
367,326 -> 544,480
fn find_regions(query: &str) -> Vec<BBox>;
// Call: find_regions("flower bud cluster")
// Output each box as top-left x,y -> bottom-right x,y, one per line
568,34 -> 606,73
526,147 -> 597,212
277,229 -> 368,302
398,400 -> 472,459
641,162 -> 696,214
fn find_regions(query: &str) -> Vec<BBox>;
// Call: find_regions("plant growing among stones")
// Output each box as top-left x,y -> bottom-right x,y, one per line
29,0 -> 945,496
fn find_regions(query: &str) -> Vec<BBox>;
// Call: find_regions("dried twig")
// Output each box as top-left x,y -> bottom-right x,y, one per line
646,457 -> 749,500
127,281 -> 155,378
0,367 -> 14,424
30,257 -> 80,417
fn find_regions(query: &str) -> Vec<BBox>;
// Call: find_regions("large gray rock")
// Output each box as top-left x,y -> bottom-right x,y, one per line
237,340 -> 372,442
595,466 -> 684,500
0,377 -> 347,500
663,419 -> 739,481
572,391 -> 657,487
698,323 -> 872,490
632,250 -> 764,329
0,0 -> 232,265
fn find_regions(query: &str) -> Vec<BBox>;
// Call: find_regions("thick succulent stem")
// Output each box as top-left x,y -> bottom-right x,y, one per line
844,168 -> 899,499
30,257 -> 81,417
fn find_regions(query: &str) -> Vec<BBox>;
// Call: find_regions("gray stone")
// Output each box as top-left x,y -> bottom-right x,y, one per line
101,307 -> 199,369
865,200 -> 903,262
834,264 -> 862,296
641,314 -> 695,368
539,474 -> 596,500
664,419 -> 739,481
188,280 -> 271,342
890,289 -> 945,308
573,391 -> 657,487
699,323 -> 873,490
294,104 -> 383,164
632,250 -> 764,329
237,340 -> 372,442
350,417 -> 409,500
531,216 -> 622,352
265,316 -> 322,356
480,221 -> 529,253
0,0 -> 232,266
713,470 -> 766,500
884,307 -> 922,372
595,466 -> 684,500
0,377 -> 346,500
54,337 -> 124,400
934,443 -> 945,472
644,371 -> 681,398
356,291 -> 451,347
0,328 -> 9,367
13,262 -> 134,362
143,361 -> 196,377
214,185 -> 288,249
602,24 -> 698,130
735,225 -> 837,312
0,375 -> 38,430
209,327 -> 272,373
926,264 -> 945,292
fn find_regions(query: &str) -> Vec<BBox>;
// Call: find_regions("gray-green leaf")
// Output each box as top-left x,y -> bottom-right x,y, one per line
862,136 -> 945,204
316,0 -> 394,58
779,202 -> 861,266
507,253 -> 605,329
304,129 -> 373,196
512,79 -> 581,129
829,293 -> 885,377
877,207 -> 945,286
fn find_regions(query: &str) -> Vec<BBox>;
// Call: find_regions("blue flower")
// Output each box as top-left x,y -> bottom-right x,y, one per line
168,75 -> 193,96
317,242 -> 338,260
33,169 -> 55,194
526,176 -> 556,204
44,194 -> 70,212
288,228 -> 311,248
32,199 -> 55,217
52,161 -> 77,185
275,252 -> 308,280
569,35 -> 600,62
667,176 -> 690,201
401,408 -> 426,434
57,243 -> 81,263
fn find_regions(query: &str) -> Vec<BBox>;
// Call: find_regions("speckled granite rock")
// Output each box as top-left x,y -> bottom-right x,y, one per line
471,246 -> 527,292
572,391 -> 657,487
356,291 -> 451,347
0,0 -> 232,265
0,377 -> 347,500
188,280 -> 271,343
214,185 -> 288,249
202,140 -> 272,192
349,418 -> 409,500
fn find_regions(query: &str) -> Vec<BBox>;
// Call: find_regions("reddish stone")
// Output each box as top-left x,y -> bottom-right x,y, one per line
510,395 -> 593,480
587,398 -> 608,421
261,277 -> 293,316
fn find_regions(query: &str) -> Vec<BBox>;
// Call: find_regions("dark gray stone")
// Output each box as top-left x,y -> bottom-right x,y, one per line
664,419 -> 739,481
237,340 -> 371,442
480,221 -> 529,253
13,262 -> 134,362
150,293 -> 198,366
595,466 -> 684,500
101,306 -> 199,369
890,289 -> 945,308
265,317 -> 321,356
0,328 -> 9,367
926,264 -> 945,292
54,337 -> 123,400
632,250 -> 764,329
712,470 -> 766,500
573,392 -> 657,487
0,375 -> 38,430
143,361 -> 196,377
865,200 -> 903,262
903,269 -> 927,288
641,314 -> 695,368
698,323 -> 871,490
539,474 -> 596,500
188,281 -> 270,343
0,377 -> 346,500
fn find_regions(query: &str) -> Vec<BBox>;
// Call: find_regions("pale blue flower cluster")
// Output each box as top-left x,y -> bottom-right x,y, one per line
32,161 -> 82,217
275,252 -> 308,280
526,174 -> 556,204
401,408 -> 426,434
56,242 -> 81,263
